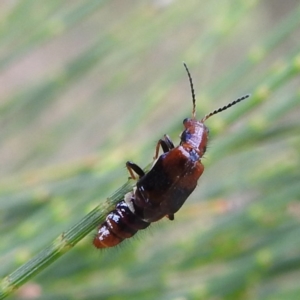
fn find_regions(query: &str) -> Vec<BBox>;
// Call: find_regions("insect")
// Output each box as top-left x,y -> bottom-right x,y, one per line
93,63 -> 249,248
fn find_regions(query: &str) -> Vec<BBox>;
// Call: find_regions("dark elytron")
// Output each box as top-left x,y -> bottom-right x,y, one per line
93,64 -> 249,248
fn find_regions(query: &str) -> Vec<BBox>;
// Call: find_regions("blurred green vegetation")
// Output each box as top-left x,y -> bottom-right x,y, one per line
0,0 -> 300,299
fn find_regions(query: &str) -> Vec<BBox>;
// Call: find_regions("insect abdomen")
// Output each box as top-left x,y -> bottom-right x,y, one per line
93,200 -> 150,248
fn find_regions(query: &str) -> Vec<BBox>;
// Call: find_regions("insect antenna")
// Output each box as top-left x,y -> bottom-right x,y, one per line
183,62 -> 196,119
200,94 -> 250,123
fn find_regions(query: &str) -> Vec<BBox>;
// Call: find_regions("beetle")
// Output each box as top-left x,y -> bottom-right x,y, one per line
93,63 -> 249,248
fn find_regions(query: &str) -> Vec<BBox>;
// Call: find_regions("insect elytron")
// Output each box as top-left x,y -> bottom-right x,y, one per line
93,63 -> 249,248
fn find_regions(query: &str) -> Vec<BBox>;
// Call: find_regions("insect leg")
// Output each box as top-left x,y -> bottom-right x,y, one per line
163,134 -> 175,149
154,134 -> 175,159
126,161 -> 145,180
167,214 -> 175,221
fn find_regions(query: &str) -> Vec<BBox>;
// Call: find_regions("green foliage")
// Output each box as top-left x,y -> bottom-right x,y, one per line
0,1 -> 300,299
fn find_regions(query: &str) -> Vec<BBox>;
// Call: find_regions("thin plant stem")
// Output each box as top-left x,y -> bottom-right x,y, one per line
0,180 -> 134,299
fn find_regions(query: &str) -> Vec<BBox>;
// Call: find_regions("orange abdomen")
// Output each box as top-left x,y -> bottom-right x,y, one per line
93,200 -> 150,248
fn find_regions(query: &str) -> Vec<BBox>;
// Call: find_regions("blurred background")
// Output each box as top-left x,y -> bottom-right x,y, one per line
0,0 -> 300,299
